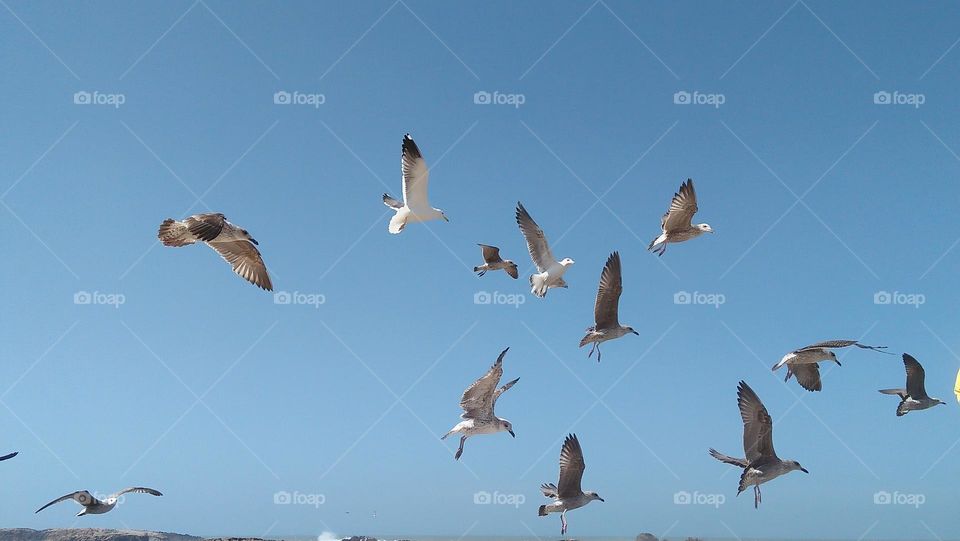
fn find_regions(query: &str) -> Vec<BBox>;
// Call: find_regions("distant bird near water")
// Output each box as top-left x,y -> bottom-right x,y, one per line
516,202 -> 574,298
441,347 -> 518,460
647,178 -> 713,256
880,353 -> 946,416
538,434 -> 604,535
772,340 -> 891,392
158,213 -> 272,290
710,381 -> 808,508
383,134 -> 449,234
579,251 -> 637,362
35,487 -> 162,516
473,244 -> 518,279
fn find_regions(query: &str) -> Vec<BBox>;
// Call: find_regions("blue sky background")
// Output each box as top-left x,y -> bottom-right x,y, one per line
1,1 -> 960,539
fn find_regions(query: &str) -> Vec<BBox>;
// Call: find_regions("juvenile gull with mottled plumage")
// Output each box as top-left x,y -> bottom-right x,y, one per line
474,244 -> 518,279
648,178 -> 713,256
579,251 -> 637,362
538,434 -> 604,535
772,340 -> 891,392
880,353 -> 946,416
36,487 -> 162,516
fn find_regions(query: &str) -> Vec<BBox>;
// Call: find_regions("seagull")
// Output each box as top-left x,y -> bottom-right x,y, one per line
879,353 -> 946,416
382,134 -> 449,234
579,251 -> 637,362
772,340 -> 891,392
648,178 -> 713,256
441,347 -> 518,460
516,202 -> 574,298
35,487 -> 162,516
709,381 -> 808,508
474,244 -> 518,279
158,213 -> 272,290
538,434 -> 604,535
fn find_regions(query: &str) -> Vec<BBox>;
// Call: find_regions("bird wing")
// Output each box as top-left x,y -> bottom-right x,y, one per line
708,448 -> 748,468
789,363 -> 823,392
505,264 -> 519,279
478,244 -> 504,265
185,213 -> 226,242
207,240 -> 273,291
737,381 -> 777,463
516,202 -> 558,272
382,194 -> 403,209
557,434 -> 586,498
593,251 -> 623,329
540,483 -> 559,499
795,340 -> 890,354
114,487 -> 163,498
0,451 -> 17,461
35,491 -> 100,513
401,134 -> 430,208
660,179 -> 698,233
492,377 -> 519,408
459,348 -> 508,419
903,353 -> 929,398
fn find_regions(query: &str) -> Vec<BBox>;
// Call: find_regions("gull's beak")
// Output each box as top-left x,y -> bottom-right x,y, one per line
598,497 -> 605,502
249,237 -> 259,245
509,430 -> 515,438
631,330 -> 639,335
443,216 -> 450,222
801,467 -> 809,474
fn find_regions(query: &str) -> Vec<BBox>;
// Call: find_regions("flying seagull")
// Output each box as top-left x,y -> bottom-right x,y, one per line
474,244 -> 518,279
36,487 -> 162,516
382,134 -> 449,234
772,340 -> 891,392
579,251 -> 637,362
879,353 -> 946,416
516,202 -> 574,298
648,178 -> 713,256
538,434 -> 604,535
441,347 -> 518,460
158,213 -> 272,290
709,381 -> 808,508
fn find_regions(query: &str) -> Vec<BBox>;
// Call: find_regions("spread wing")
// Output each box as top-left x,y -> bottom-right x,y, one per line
114,487 -> 163,498
795,340 -> 889,354
401,134 -> 430,208
593,251 -> 623,328
208,240 -> 273,291
789,363 -> 823,392
557,434 -> 585,498
35,490 -> 100,513
479,244 -> 504,265
737,381 -> 776,463
709,448 -> 748,468
516,202 -> 558,272
0,451 -> 17,461
185,213 -> 226,242
540,483 -> 559,499
382,194 -> 403,209
660,179 -> 698,233
459,348 -> 508,419
903,353 -> 929,399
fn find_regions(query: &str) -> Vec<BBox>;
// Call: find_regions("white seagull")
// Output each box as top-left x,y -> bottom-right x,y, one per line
538,434 -> 604,535
382,134 -> 449,234
516,202 -> 574,298
880,353 -> 946,416
158,213 -> 272,290
36,487 -> 162,516
474,244 -> 518,279
710,381 -> 808,508
579,251 -> 638,362
648,178 -> 713,256
772,340 -> 891,392
441,347 -> 518,460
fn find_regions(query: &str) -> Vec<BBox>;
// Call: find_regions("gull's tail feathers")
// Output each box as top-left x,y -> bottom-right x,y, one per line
157,219 -> 195,247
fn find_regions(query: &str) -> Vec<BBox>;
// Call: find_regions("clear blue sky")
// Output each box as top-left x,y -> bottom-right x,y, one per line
1,1 -> 959,539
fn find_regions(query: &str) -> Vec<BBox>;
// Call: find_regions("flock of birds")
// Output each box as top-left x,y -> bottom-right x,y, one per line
9,133 -> 954,535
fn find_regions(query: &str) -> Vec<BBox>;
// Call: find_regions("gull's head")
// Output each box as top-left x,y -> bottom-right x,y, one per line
828,351 -> 840,363
625,326 -> 639,336
697,223 -> 714,233
585,491 -> 604,502
934,398 -> 947,407
500,419 -> 515,437
241,229 -> 259,245
435,209 -> 450,222
788,460 -> 809,474
560,258 -> 575,267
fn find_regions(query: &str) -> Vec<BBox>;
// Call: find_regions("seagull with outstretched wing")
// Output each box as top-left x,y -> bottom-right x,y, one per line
579,251 -> 638,362
772,339 -> 891,392
648,178 -> 713,256
516,202 -> 574,298
382,134 -> 449,234
538,434 -> 604,535
880,353 -> 946,416
36,487 -> 162,516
